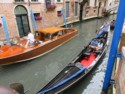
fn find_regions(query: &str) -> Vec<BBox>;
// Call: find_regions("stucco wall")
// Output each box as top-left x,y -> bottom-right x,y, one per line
89,0 -> 95,7
117,47 -> 125,94
0,3 -> 19,38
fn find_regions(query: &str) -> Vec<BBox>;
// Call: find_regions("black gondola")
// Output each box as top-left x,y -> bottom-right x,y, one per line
37,26 -> 110,94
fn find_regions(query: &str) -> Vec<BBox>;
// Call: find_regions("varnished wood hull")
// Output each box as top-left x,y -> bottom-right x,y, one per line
0,29 -> 77,65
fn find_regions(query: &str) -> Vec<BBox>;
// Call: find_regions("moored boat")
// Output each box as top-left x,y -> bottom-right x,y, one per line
37,28 -> 110,94
0,27 -> 78,65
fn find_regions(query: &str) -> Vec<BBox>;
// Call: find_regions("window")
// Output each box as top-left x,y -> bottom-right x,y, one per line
14,6 -> 27,15
46,0 -> 55,4
45,0 -> 56,10
57,0 -> 61,2
62,30 -> 67,34
41,33 -> 52,40
31,0 -> 38,1
66,2 -> 70,17
87,0 -> 90,6
34,13 -> 42,20
52,32 -> 58,39
57,11 -> 62,16
75,2 -> 78,16
94,0 -> 97,6
86,11 -> 89,16
0,23 -> 2,27
15,0 -> 24,2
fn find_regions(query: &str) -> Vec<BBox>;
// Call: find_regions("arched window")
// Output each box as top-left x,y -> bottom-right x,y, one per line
15,5 -> 27,15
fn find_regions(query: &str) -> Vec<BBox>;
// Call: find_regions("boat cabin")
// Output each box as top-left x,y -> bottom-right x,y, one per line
35,27 -> 72,42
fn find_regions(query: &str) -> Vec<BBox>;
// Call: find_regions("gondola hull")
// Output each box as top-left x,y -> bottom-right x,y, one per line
37,31 -> 110,94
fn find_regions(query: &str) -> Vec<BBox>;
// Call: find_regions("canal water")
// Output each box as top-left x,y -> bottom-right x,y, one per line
0,15 -> 116,94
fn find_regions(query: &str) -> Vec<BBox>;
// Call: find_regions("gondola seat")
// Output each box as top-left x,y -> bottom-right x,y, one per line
83,52 -> 90,56
83,48 -> 92,56
94,50 -> 102,54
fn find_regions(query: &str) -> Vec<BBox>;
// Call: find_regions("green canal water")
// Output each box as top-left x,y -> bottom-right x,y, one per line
0,15 -> 116,94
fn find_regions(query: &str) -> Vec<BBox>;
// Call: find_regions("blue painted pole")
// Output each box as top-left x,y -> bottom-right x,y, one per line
103,0 -> 125,92
1,16 -> 10,44
61,8 -> 68,28
30,10 -> 37,31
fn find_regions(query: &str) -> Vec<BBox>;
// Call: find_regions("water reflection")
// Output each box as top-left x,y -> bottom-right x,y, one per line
63,17 -> 114,94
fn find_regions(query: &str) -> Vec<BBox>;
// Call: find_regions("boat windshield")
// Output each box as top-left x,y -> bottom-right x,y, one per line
41,30 -> 68,40
35,28 -> 72,41
41,33 -> 52,41
51,30 -> 68,39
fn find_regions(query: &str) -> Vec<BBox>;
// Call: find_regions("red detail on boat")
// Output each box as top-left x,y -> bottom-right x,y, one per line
80,53 -> 96,67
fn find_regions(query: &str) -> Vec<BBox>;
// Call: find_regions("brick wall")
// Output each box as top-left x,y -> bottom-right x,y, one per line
0,0 -> 100,43
0,3 -> 65,40
0,3 -> 18,39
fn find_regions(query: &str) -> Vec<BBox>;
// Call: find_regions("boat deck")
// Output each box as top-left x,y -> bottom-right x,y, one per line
0,39 -> 41,58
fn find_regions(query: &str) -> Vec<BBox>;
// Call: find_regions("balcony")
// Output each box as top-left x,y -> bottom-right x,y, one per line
46,4 -> 56,11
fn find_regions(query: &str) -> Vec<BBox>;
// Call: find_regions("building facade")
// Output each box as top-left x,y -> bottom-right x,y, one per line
0,0 -> 106,45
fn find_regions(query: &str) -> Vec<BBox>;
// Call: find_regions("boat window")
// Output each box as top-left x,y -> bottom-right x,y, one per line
35,31 -> 39,36
58,31 -> 63,36
45,33 -> 49,38
62,30 -> 67,34
40,33 -> 52,41
41,33 -> 45,40
51,32 -> 58,39
66,29 -> 72,32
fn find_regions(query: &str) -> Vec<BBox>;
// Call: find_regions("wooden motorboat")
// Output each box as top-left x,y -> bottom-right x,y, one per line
0,27 -> 78,65
37,30 -> 110,94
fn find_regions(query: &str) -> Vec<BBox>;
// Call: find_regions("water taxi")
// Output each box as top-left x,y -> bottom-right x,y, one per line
0,27 -> 78,65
